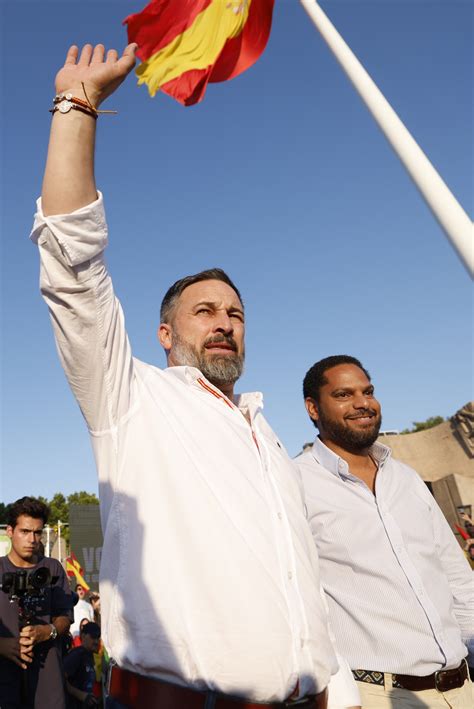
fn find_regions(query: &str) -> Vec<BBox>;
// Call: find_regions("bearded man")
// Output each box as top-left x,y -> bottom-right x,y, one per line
297,355 -> 473,709
30,43 -> 363,709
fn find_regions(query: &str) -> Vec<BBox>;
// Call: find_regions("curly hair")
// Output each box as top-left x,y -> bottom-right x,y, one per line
6,496 -> 50,528
303,355 -> 371,403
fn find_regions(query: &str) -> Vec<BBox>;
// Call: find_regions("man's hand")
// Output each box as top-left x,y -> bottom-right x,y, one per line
0,636 -> 29,669
43,43 -> 137,215
19,624 -> 51,656
55,43 -> 138,108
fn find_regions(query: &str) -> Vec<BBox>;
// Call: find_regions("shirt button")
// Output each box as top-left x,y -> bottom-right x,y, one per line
277,512 -> 283,520
288,571 -> 293,580
300,639 -> 305,648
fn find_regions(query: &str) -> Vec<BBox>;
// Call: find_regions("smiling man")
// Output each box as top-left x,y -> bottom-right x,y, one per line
27,43 -> 364,709
297,355 -> 474,708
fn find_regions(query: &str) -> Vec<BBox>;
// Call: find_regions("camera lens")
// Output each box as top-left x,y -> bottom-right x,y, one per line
29,567 -> 51,589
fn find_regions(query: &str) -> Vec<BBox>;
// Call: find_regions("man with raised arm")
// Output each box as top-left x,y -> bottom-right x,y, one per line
31,44 -> 360,709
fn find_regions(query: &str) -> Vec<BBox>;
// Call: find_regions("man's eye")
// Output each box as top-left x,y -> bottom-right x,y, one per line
230,313 -> 244,321
335,392 -> 349,398
196,309 -> 211,315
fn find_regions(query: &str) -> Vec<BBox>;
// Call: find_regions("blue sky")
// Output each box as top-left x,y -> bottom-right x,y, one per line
1,0 -> 472,503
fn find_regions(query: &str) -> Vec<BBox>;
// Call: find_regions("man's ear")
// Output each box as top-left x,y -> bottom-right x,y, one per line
305,397 -> 319,424
158,323 -> 172,351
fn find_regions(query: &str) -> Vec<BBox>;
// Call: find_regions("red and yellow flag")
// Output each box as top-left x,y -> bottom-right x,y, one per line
65,551 -> 90,591
124,0 -> 275,105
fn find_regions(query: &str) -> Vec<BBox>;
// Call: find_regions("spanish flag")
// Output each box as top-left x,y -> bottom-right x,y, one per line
124,0 -> 275,105
65,551 -> 90,591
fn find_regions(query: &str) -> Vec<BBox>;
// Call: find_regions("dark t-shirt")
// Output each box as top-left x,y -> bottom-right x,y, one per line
0,555 -> 73,709
63,647 -> 96,709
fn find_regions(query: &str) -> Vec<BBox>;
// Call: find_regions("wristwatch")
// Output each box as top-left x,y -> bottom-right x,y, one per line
49,624 -> 58,640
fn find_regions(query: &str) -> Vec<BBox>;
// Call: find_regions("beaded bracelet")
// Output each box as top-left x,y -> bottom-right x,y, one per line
50,83 -> 117,119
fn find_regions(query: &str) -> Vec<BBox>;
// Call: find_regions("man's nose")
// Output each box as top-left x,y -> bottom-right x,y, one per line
353,392 -> 370,408
213,312 -> 233,333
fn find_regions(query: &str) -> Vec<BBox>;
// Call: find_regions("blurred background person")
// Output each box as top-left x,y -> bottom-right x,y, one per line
64,622 -> 101,708
70,585 -> 93,639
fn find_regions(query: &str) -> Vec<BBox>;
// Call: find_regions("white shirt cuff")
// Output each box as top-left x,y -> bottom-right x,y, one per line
30,191 -> 108,267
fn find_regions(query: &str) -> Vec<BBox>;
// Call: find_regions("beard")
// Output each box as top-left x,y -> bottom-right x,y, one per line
318,408 -> 382,450
171,332 -> 244,387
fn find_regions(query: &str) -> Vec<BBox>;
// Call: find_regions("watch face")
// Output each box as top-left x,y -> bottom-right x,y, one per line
59,100 -> 72,114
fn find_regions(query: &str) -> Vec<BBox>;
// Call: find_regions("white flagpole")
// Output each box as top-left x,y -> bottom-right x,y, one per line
299,0 -> 473,277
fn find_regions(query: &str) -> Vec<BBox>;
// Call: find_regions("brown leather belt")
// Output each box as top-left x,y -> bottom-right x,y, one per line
108,666 -> 328,709
353,659 -> 468,692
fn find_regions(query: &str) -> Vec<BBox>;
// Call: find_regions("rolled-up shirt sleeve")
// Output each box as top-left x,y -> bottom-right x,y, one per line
30,192 -> 136,434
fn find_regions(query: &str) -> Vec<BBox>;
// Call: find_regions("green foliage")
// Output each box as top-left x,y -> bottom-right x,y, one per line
48,491 -> 99,543
1,492 -> 99,545
401,415 -> 445,435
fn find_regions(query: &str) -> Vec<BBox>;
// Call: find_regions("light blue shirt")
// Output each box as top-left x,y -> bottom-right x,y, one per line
297,437 -> 474,675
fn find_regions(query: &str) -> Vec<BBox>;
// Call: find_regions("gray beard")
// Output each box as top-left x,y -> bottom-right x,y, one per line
171,332 -> 244,387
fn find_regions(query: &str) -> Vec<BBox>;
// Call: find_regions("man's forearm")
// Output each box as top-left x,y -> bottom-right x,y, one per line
52,615 -> 71,637
42,108 -> 97,216
20,616 -> 71,648
66,678 -> 88,703
41,43 -> 136,216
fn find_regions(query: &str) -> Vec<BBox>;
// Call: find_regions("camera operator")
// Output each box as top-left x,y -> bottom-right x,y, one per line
0,496 -> 74,709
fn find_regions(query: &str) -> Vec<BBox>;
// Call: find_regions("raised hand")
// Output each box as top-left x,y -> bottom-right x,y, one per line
55,43 -> 138,107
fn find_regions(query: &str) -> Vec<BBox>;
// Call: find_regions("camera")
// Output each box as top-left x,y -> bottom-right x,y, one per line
1,568 -> 59,625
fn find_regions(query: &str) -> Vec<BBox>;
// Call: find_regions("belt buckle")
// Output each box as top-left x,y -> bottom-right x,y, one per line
434,668 -> 444,693
435,659 -> 467,693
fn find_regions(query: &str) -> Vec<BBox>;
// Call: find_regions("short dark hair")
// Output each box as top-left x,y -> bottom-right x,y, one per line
160,268 -> 243,323
303,355 -> 371,403
6,497 -> 50,528
80,622 -> 101,640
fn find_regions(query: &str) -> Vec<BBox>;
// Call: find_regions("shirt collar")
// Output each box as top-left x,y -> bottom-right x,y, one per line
310,436 -> 391,479
165,365 -> 264,417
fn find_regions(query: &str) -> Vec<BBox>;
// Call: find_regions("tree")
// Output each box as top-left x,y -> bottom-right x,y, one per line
47,491 -> 99,543
48,493 -> 69,526
67,491 -> 100,507
401,416 -> 445,435
0,503 -> 8,525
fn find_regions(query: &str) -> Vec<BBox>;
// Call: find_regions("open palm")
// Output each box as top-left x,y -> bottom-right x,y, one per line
55,43 -> 137,106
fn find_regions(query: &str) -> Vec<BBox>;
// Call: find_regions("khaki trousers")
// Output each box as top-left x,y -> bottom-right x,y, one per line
358,677 -> 473,709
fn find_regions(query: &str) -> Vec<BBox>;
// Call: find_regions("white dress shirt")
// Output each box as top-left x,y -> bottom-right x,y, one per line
70,598 -> 94,637
30,194 -> 343,703
297,437 -> 474,676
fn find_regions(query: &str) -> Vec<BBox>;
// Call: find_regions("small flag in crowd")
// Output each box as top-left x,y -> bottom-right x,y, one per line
65,551 -> 90,591
124,0 -> 275,105
454,524 -> 470,541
